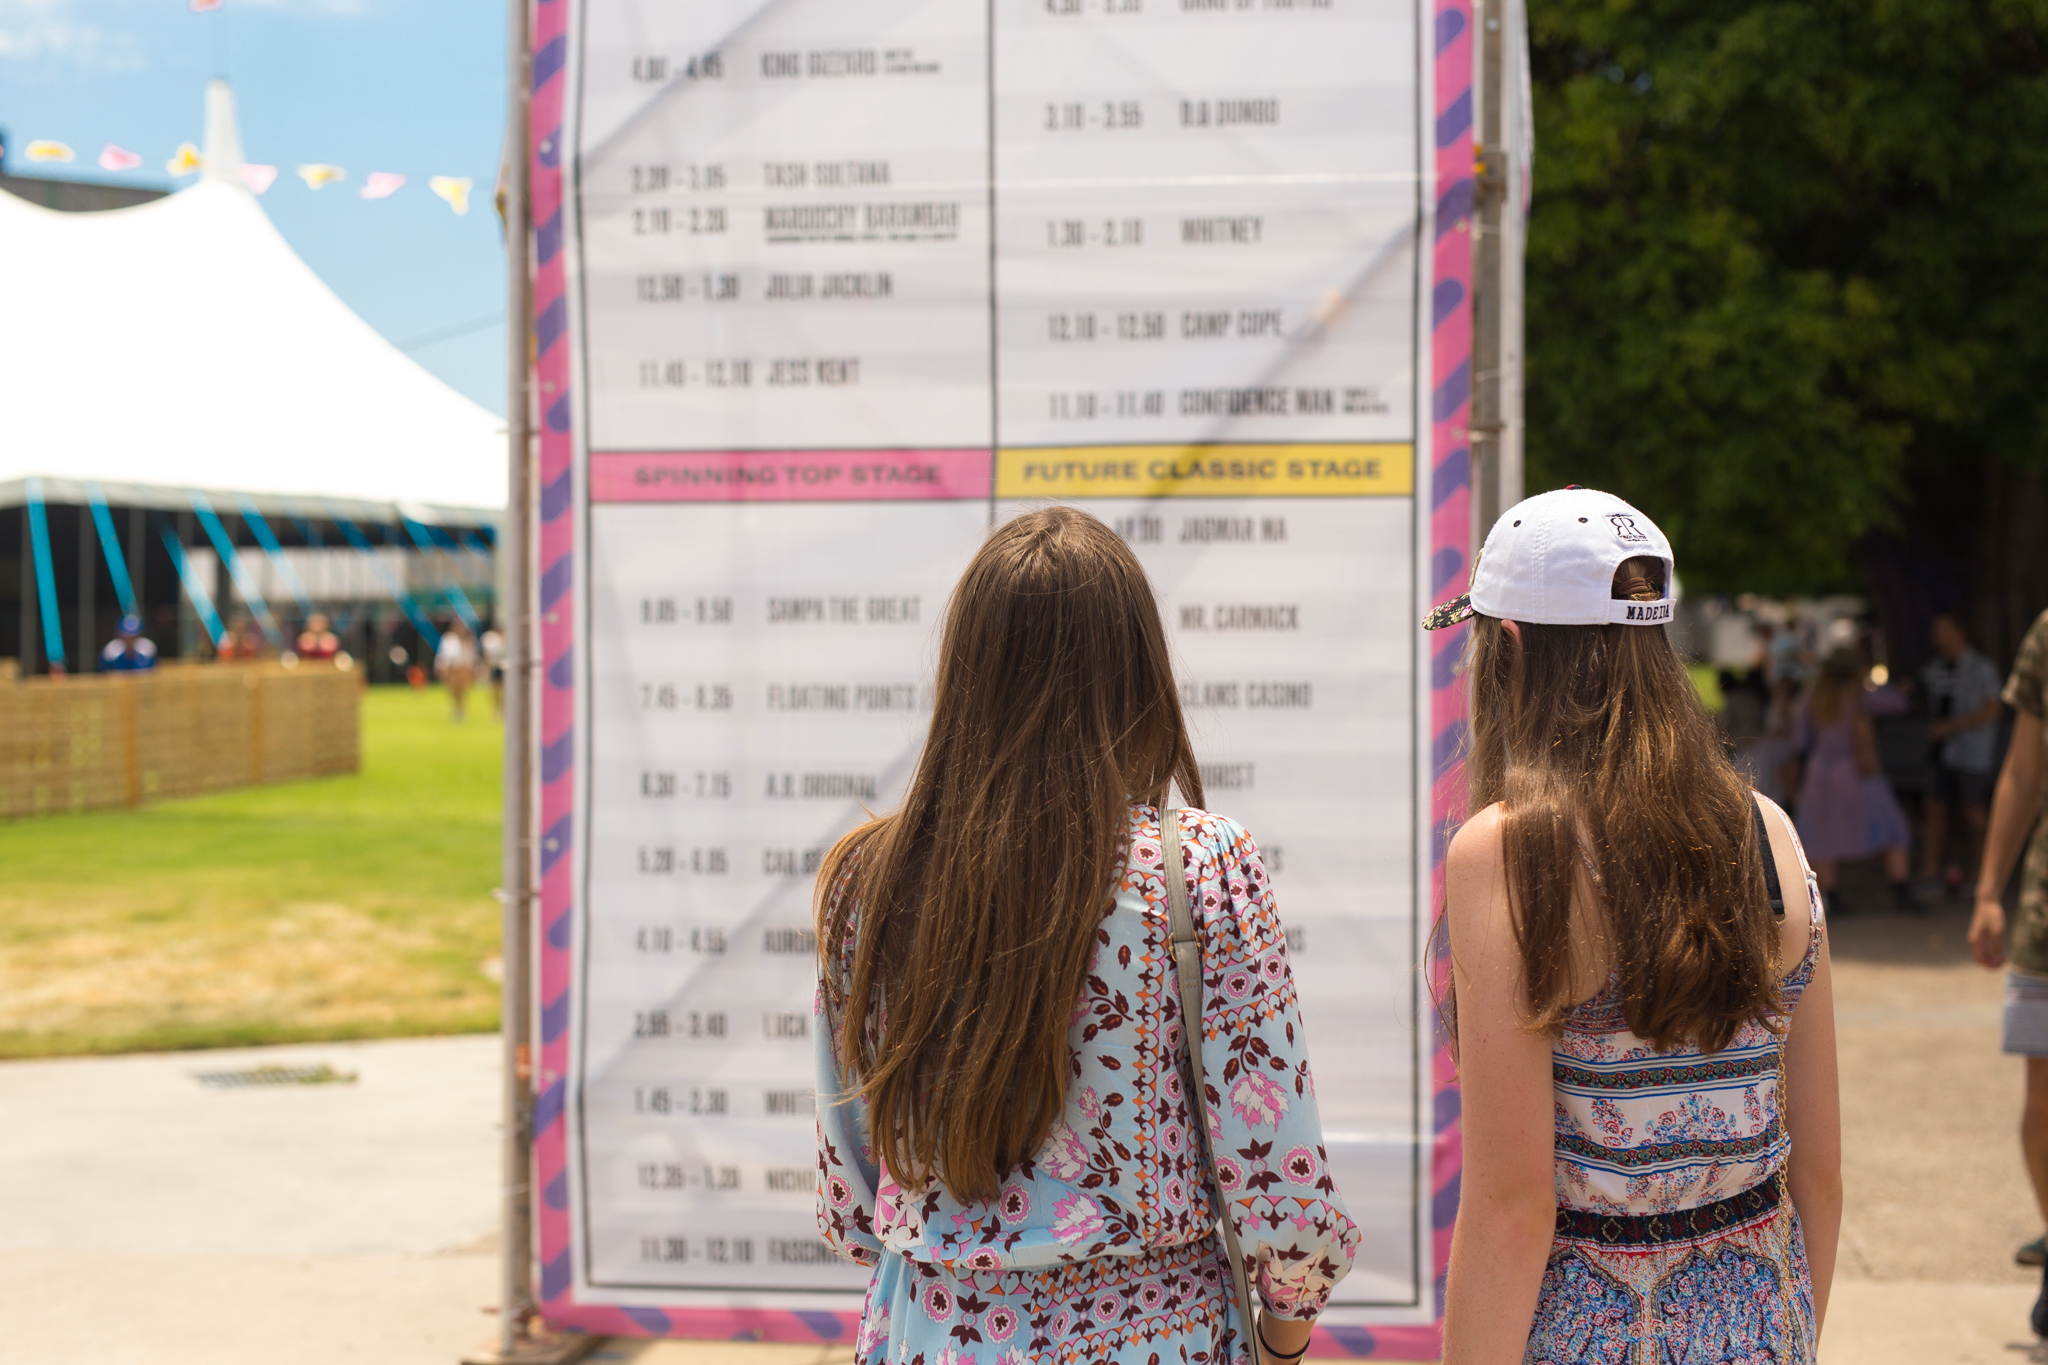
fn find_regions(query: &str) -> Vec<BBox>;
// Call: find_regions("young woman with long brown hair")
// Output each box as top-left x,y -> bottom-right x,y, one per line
1432,489 -> 1842,1364
813,505 -> 1359,1364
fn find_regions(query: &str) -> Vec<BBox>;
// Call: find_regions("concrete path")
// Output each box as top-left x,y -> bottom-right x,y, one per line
0,1033 -> 852,1365
1,901 -> 2043,1362
0,1035 -> 508,1364
1818,898 -> 2046,1364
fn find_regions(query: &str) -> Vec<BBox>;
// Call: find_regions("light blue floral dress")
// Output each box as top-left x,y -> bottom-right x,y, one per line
1529,800 -> 1825,1364
815,806 -> 1361,1364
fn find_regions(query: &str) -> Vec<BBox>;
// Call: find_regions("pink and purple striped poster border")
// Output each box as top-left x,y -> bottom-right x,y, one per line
527,0 -> 1474,1348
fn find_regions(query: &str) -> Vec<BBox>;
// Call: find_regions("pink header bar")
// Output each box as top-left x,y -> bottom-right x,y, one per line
591,449 -> 993,503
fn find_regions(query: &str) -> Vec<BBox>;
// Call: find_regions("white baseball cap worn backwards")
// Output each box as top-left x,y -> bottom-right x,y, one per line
1423,486 -> 1676,631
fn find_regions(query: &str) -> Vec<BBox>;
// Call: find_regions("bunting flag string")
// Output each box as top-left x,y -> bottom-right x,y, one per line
4,134 -> 478,215
89,0 -> 479,211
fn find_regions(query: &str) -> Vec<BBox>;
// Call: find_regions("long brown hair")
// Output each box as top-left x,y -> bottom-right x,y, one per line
1462,556 -> 1781,1053
816,505 -> 1203,1202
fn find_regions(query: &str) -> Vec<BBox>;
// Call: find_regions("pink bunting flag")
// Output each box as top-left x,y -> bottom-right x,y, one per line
98,144 -> 142,171
241,163 -> 279,195
360,172 -> 407,200
191,0 -> 223,10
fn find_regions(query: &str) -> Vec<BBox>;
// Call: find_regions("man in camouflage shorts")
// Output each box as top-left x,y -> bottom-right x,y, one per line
1969,609 -> 2048,1311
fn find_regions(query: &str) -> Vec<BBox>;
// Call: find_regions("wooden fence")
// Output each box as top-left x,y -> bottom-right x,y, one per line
0,661 -> 361,818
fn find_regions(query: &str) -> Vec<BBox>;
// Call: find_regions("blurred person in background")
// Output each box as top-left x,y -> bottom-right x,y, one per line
1733,628 -> 1797,807
296,613 -> 339,660
215,614 -> 262,661
1754,619 -> 1778,677
1739,677 -> 1801,811
1769,616 -> 1814,689
1765,676 -> 1807,808
1967,609 -> 2048,1288
1919,613 -> 2005,903
435,620 -> 477,720
1795,647 -> 1914,911
480,625 -> 506,717
1719,663 -> 1769,749
99,615 -> 157,672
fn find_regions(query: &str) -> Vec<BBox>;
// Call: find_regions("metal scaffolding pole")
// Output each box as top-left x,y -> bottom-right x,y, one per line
462,0 -> 583,1359
497,26 -> 539,1340
1471,0 -> 1528,535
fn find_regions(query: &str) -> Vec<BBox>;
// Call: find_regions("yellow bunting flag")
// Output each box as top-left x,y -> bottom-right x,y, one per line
297,163 -> 345,190
428,175 -> 472,215
25,140 -> 75,163
166,142 -> 202,176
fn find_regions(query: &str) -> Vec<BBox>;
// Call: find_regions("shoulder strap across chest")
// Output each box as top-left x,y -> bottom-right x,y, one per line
1159,809 -> 1262,1345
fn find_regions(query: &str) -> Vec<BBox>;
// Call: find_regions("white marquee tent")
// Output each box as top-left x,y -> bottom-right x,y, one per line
0,80 -> 507,516
0,81 -> 508,674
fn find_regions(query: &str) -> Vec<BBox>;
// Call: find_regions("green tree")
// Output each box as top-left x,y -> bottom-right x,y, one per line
1525,0 -> 2048,613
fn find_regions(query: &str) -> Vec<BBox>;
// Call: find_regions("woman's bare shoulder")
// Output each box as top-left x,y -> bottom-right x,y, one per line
1446,802 -> 1507,870
1445,804 -> 1511,941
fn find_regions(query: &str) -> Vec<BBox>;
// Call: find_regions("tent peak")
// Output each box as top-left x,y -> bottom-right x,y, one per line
201,79 -> 245,187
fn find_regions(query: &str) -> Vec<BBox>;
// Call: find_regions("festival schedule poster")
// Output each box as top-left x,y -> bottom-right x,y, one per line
544,0 -> 1470,1350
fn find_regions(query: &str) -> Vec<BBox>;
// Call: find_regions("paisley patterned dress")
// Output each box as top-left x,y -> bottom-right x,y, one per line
1529,805 -> 1826,1365
815,805 -> 1361,1365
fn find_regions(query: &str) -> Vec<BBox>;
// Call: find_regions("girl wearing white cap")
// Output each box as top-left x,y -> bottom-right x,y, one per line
1430,489 -> 1841,1364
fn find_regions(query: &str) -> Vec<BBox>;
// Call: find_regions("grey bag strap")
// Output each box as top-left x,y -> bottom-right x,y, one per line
1161,808 -> 1262,1357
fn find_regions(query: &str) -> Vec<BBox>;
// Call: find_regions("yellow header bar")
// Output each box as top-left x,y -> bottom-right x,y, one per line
996,444 -> 1413,499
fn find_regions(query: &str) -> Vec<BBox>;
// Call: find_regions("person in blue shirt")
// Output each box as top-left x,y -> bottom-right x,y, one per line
99,615 -> 158,672
1920,613 -> 2006,900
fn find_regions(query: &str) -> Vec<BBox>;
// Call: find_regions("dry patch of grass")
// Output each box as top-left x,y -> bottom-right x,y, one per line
0,686 -> 501,1057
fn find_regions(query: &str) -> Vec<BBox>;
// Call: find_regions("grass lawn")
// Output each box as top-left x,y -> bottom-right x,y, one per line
0,685 -> 503,1058
1688,661 -> 1726,713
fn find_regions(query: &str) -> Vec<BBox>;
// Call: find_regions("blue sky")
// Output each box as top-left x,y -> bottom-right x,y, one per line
0,0 -> 510,415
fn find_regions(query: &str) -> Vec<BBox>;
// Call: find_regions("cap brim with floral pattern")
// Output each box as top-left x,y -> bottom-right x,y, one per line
1423,593 -> 1475,631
